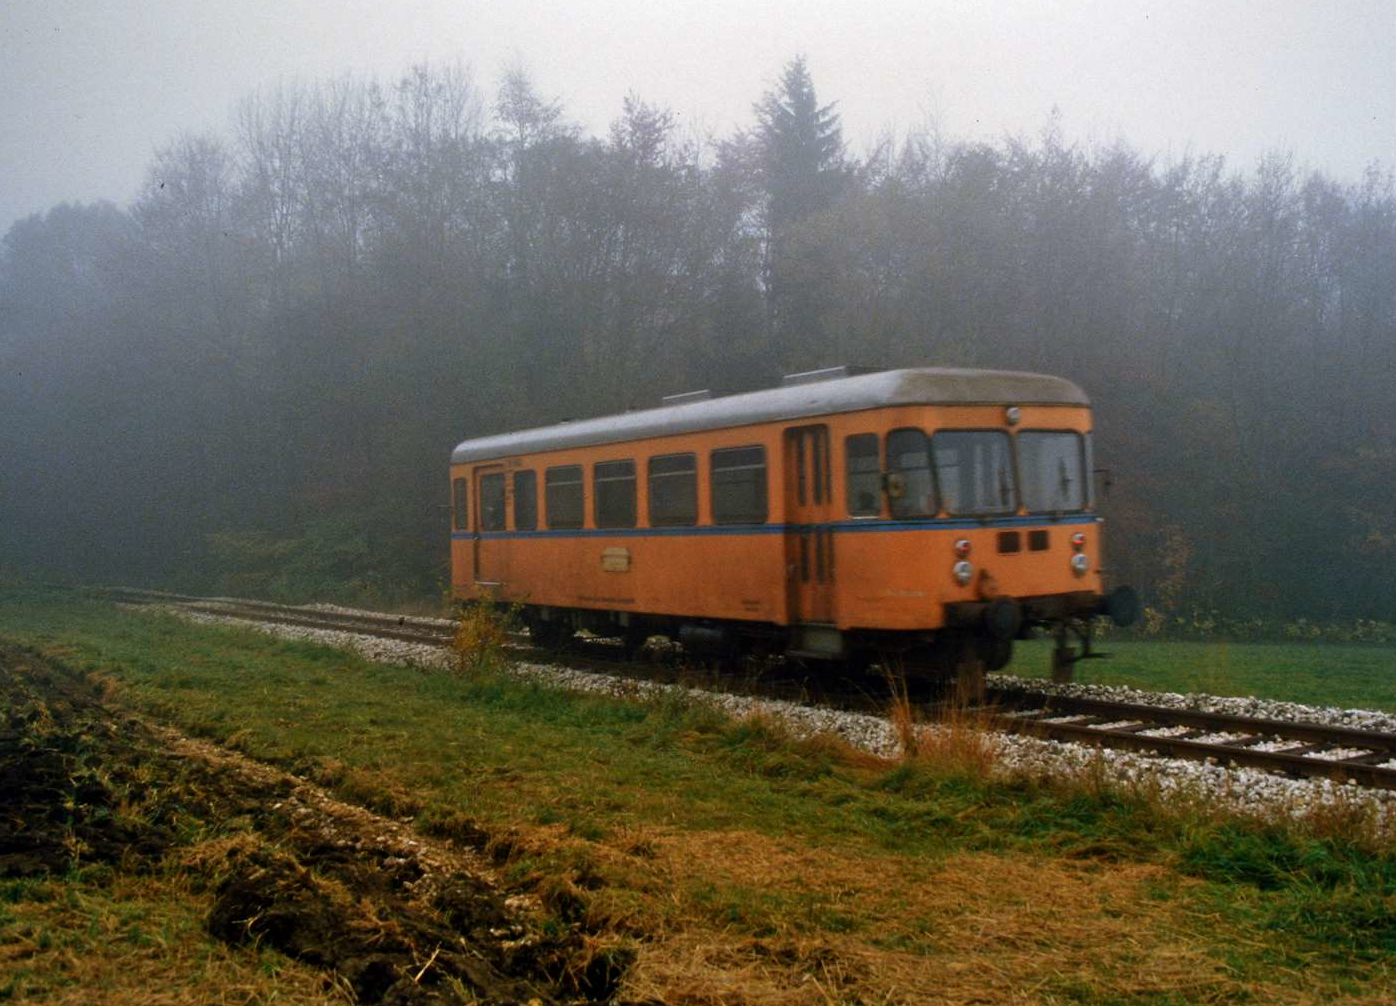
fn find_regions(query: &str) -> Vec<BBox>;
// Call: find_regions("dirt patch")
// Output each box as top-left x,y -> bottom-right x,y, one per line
0,643 -> 625,1004
0,650 -> 174,875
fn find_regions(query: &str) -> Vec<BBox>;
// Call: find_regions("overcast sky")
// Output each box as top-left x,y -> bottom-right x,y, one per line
4,0 -> 1395,235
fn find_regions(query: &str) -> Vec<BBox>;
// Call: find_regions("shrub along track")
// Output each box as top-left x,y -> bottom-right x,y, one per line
0,641 -> 625,1004
94,586 -> 1396,794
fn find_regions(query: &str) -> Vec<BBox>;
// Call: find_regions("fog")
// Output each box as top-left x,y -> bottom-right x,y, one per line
5,1 -> 1395,234
2,8 -> 1394,625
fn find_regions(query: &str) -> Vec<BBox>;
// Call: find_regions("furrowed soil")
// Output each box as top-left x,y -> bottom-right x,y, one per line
0,642 -> 623,1004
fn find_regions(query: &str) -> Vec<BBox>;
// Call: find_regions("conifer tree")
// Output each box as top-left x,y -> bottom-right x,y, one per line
754,55 -> 846,234
753,55 -> 848,365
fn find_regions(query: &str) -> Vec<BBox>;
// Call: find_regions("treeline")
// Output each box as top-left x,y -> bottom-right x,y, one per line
1,58 -> 1392,617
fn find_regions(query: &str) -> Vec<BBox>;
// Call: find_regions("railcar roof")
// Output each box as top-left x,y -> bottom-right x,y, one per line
450,367 -> 1088,464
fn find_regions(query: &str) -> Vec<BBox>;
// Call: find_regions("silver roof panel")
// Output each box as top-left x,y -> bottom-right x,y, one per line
450,367 -> 1089,465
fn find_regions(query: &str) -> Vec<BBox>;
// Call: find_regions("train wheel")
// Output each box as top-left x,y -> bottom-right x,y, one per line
841,647 -> 882,688
529,616 -> 571,651
621,623 -> 651,660
981,637 -> 1013,672
954,658 -> 987,705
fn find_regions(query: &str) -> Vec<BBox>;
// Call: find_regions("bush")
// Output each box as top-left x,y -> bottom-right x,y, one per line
204,511 -> 439,606
1124,605 -> 1394,646
453,601 -> 515,673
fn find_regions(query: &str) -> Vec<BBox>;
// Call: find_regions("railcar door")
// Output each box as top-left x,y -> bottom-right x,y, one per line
472,465 -> 510,589
783,425 -> 835,625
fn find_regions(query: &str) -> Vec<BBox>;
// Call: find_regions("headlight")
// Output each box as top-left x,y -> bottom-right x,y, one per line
952,560 -> 974,586
1070,553 -> 1090,575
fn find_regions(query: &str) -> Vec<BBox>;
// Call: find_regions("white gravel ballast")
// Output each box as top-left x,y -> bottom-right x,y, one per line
148,604 -> 1396,832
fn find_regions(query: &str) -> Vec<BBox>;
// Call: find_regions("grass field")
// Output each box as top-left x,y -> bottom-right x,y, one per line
2,582 -> 1395,1004
1006,636 -> 1396,711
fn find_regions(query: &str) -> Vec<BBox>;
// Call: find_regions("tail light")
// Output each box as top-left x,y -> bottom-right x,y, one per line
1070,532 -> 1086,551
954,538 -> 972,558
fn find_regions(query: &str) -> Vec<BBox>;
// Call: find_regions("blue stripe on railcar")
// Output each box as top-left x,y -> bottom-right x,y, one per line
450,513 -> 1098,541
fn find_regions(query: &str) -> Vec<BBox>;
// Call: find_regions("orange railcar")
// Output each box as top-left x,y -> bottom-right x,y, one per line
449,367 -> 1137,681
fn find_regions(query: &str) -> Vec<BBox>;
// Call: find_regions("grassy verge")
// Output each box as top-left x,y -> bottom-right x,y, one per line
1,868 -> 339,1005
2,583 -> 1395,1004
1006,636 -> 1396,712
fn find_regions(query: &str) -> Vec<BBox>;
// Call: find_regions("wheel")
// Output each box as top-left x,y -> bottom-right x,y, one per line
529,616 -> 571,651
954,658 -> 986,705
621,623 -> 651,660
839,647 -> 881,685
981,637 -> 1013,672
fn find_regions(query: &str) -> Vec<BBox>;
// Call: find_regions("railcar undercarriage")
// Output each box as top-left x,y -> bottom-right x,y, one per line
514,582 -> 1140,699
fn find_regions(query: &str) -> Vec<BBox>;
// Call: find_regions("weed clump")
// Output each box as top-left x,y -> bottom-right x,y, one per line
452,600 -> 514,674
882,661 -> 1000,778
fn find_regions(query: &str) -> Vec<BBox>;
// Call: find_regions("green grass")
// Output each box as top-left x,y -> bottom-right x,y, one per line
1007,636 -> 1396,711
2,581 -> 1395,1003
0,867 -> 336,1004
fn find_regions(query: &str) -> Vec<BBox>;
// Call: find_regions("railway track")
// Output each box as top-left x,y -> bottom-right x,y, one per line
984,689 -> 1396,791
93,586 -> 1396,792
97,586 -> 459,646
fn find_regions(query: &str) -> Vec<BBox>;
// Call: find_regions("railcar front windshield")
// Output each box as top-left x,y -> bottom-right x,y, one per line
1018,431 -> 1089,513
932,430 -> 1016,515
886,428 -> 935,518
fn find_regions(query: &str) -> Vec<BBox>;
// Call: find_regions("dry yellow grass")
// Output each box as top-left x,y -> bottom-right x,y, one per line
909,704 -> 1002,778
521,822 -> 1392,1006
618,831 -> 1201,1005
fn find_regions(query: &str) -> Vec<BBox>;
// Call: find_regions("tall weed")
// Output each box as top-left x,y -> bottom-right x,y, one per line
883,659 -> 999,777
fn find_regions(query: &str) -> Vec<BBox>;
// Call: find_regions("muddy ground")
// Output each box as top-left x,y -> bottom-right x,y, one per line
0,643 -> 627,1004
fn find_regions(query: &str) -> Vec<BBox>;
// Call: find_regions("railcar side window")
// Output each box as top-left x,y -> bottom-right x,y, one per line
845,434 -> 881,517
932,431 -> 1016,514
545,465 -> 584,529
452,478 -> 468,531
886,428 -> 935,518
479,472 -> 506,531
513,470 -> 538,530
711,446 -> 767,524
649,453 -> 697,526
1018,431 -> 1087,513
594,460 -> 637,528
